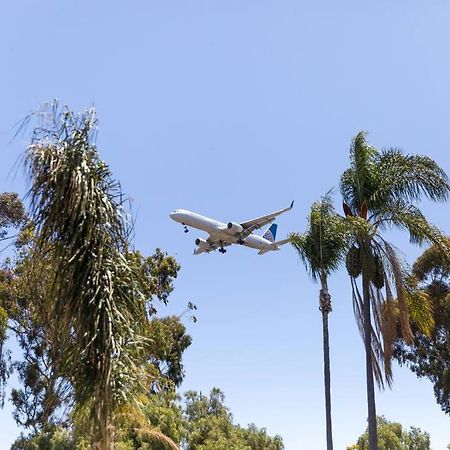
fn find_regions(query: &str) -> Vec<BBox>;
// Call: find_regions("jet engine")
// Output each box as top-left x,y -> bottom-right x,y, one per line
227,222 -> 243,234
195,238 -> 209,248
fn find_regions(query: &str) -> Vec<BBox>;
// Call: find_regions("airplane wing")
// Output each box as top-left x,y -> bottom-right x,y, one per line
240,201 -> 294,237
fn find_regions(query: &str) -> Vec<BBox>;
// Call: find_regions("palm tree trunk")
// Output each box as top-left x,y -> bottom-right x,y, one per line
362,272 -> 377,450
93,383 -> 114,450
320,276 -> 333,450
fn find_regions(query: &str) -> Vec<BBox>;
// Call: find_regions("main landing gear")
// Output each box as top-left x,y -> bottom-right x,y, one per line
237,238 -> 245,245
219,242 -> 227,254
182,223 -> 189,233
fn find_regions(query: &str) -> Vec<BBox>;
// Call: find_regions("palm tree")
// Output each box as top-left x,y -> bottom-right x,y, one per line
25,105 -> 148,449
340,131 -> 450,450
290,194 -> 347,450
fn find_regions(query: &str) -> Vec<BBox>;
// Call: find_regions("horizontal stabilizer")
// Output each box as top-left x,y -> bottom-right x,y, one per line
273,238 -> 290,247
257,237 -> 291,255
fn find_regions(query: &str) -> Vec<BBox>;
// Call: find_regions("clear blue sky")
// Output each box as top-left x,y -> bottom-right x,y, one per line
1,1 -> 450,449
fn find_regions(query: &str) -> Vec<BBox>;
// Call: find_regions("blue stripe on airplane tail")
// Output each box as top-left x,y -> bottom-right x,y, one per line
263,223 -> 277,242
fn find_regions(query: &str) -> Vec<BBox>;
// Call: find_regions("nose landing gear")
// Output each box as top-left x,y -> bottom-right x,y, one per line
182,223 -> 189,233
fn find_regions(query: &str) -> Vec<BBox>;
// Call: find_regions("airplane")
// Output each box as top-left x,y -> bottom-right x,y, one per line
169,201 -> 294,255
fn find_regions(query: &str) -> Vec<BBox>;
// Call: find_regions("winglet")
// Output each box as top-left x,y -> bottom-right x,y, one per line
290,200 -> 294,209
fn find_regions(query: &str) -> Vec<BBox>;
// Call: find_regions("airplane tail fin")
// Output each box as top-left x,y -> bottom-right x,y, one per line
262,223 -> 277,242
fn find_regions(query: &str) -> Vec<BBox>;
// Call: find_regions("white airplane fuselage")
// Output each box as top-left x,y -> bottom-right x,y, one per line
170,209 -> 275,252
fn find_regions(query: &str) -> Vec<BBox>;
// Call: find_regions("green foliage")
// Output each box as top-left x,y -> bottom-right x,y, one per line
411,239 -> 450,283
141,392 -> 184,448
402,276 -> 434,337
0,305 -> 7,342
340,131 -> 450,387
2,231 -> 187,446
183,388 -> 283,450
0,192 -> 26,242
341,133 -> 450,214
0,303 -> 9,408
394,239 -> 450,414
112,391 -> 182,450
2,242 -> 72,432
25,105 -> 151,446
240,424 -> 284,450
290,194 -> 348,281
5,103 -> 190,448
1,229 -> 186,436
0,192 -> 27,407
11,427 -> 76,450
146,316 -> 192,389
126,250 -> 180,311
13,388 -> 284,450
348,416 -> 430,450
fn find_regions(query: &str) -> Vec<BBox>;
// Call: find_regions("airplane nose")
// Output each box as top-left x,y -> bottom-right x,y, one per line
170,211 -> 180,221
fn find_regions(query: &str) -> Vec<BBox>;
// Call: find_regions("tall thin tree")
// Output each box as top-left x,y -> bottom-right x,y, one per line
340,131 -> 450,450
25,104 -> 147,449
290,194 -> 347,450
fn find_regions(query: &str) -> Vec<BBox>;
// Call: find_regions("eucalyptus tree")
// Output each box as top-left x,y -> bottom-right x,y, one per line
25,105 -> 149,449
12,388 -> 284,450
183,388 -> 284,450
0,192 -> 26,407
340,131 -> 450,450
394,238 -> 450,414
0,192 -> 26,248
290,195 -> 347,450
347,416 -> 431,450
1,237 -> 186,436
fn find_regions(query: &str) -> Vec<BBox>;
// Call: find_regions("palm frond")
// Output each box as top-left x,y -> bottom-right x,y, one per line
383,242 -> 413,343
350,277 -> 364,338
134,427 -> 179,450
380,297 -> 396,387
404,276 -> 435,337
374,149 -> 450,206
289,232 -> 314,277
340,131 -> 380,212
375,200 -> 448,248
115,402 -> 180,450
290,194 -> 348,281
350,277 -> 389,388
371,326 -> 388,389
369,284 -> 383,337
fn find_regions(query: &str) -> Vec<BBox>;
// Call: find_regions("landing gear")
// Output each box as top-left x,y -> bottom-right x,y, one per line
182,223 -> 189,233
237,238 -> 245,245
219,248 -> 227,254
